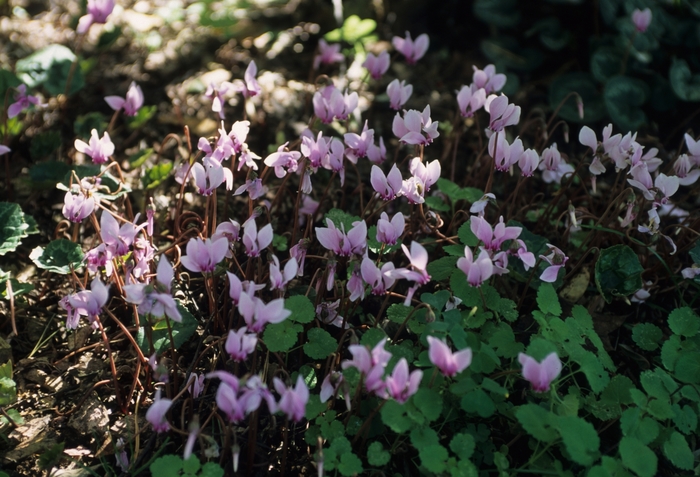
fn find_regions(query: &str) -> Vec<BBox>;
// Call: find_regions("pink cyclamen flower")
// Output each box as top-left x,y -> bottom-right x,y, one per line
191,157 -> 232,195
242,220 -> 274,257
632,8 -> 652,33
361,258 -> 396,295
62,191 -> 95,223
376,212 -> 405,246
146,390 -> 172,433
74,129 -> 115,164
392,31 -> 429,65
105,82 -> 144,116
100,211 -> 139,256
367,136 -> 387,165
189,373 -> 205,398
315,219 -> 367,257
387,79 -> 413,111
392,105 -> 439,146
180,237 -> 229,274
472,64 -> 507,95
363,51 -> 390,79
409,157 -> 441,193
313,85 -> 358,124
0,146 -> 10,156
204,82 -> 233,120
238,293 -> 291,333
471,215 -> 522,252
77,0 -> 115,33
342,339 -> 392,394
234,61 -> 261,98
427,336 -> 472,377
485,94 -> 521,132
344,121 -> 374,164
274,375 -> 309,422
383,358 -> 422,403
269,255 -> 298,291
371,164 -> 403,201
518,149 -> 540,177
8,84 -> 41,118
123,257 -> 182,322
225,327 -> 258,362
518,352 -> 562,392
539,244 -> 568,282
456,84 -> 486,117
457,246 -> 493,288
314,39 -> 344,70
60,277 -> 109,330
264,142 -> 302,178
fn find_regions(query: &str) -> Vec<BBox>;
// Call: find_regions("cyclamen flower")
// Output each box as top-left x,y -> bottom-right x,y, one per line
123,257 -> 182,322
485,94 -> 521,132
387,79 -> 413,110
77,0 -> 115,33
673,154 -> 700,186
242,220 -> 273,257
518,352 -> 562,392
684,133 -> 700,164
518,149 -> 540,177
146,389 -> 172,433
472,64 -> 506,95
59,277 -> 109,330
457,246 -> 493,288
392,105 -> 439,146
191,157 -> 232,195
632,8 -> 652,33
274,375 -> 309,422
376,212 -> 405,246
238,293 -> 291,333
74,129 -> 114,164
344,121 -> 374,164
62,191 -> 95,223
367,137 -> 387,165
409,157 -> 441,193
100,211 -> 139,256
539,244 -> 568,283
313,85 -> 358,124
363,51 -> 390,79
264,143 -> 302,178
383,358 -> 422,403
180,237 -> 229,274
470,215 -> 521,251
361,257 -> 396,295
371,164 -> 403,200
392,31 -> 429,64
105,82 -> 144,116
204,82 -> 233,119
0,146 -> 9,156
342,339 -> 392,394
314,39 -> 344,70
456,84 -> 486,117
233,177 -> 267,200
315,219 -> 367,257
269,255 -> 298,291
233,61 -> 261,98
301,130 -> 329,169
225,327 -> 257,362
386,240 -> 431,305
346,265 -> 365,302
8,84 -> 42,118
427,336 -> 472,377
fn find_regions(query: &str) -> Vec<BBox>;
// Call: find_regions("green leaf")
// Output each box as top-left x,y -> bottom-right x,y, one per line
619,437 -> 657,477
0,69 -> 21,102
387,303 -> 412,324
0,371 -> 17,406
450,269 -> 481,307
492,297 -> 518,321
30,131 -> 62,160
360,327 -> 386,347
0,408 -> 23,429
367,441 -> 390,467
420,290 -> 451,314
0,203 -> 32,256
303,328 -> 337,360
488,324 -> 524,358
200,462 -> 225,477
537,283 -> 562,316
661,334 -> 682,371
473,0 -> 520,28
457,221 -> 478,247
668,307 -> 699,337
29,239 -> 84,274
595,245 -> 643,303
16,45 -> 84,95
461,389 -> 495,418
413,388 -> 442,422
663,432 -> 694,471
136,305 -> 198,355
325,15 -> 376,44
557,415 -> 600,466
419,444 -> 449,474
126,105 -> 157,129
601,375 -> 635,406
262,320 -> 302,353
672,404 -> 697,435
380,399 -> 413,433
590,46 -> 623,83
436,179 -> 483,203
183,454 -> 201,474
38,442 -> 65,471
674,350 -> 700,384
427,256 -> 458,282
604,75 -> 647,132
142,162 -> 173,190
411,426 -> 439,448
150,454 -> 183,475
285,295 -> 315,324
424,196 -> 450,212
690,242 -> 700,264
515,404 -> 558,442
129,148 -> 154,168
450,432 -> 475,460
632,323 -> 663,351
569,348 -> 610,393
549,72 -> 606,123
669,57 -> 700,102
338,452 -> 363,476
324,208 -> 362,232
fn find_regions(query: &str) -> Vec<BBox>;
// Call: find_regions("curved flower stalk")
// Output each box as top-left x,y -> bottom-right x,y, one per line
518,352 -> 562,392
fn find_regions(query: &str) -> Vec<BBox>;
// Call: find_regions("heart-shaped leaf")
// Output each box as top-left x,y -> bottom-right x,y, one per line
604,75 -> 648,132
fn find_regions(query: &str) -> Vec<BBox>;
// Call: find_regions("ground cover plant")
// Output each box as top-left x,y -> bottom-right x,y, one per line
1,0 -> 700,476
